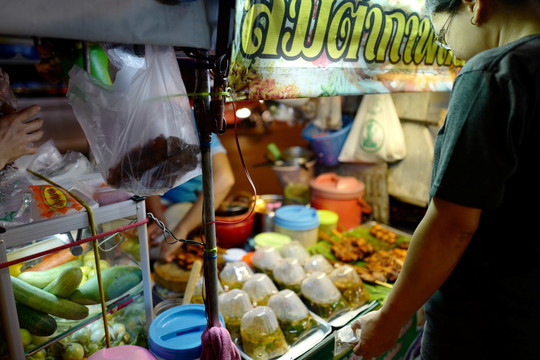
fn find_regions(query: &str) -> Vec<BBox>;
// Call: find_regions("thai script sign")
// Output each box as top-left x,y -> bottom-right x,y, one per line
229,0 -> 464,100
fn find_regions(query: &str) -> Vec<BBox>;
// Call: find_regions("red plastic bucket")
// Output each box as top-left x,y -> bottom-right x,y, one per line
309,173 -> 371,230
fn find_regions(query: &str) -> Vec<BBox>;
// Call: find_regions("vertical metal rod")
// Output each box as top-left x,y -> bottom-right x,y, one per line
0,229 -> 25,360
194,54 -> 220,328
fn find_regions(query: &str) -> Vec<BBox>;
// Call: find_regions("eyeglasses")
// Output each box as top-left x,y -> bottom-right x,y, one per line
435,13 -> 455,50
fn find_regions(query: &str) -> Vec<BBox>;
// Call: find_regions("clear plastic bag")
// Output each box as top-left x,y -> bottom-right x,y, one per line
67,44 -> 201,196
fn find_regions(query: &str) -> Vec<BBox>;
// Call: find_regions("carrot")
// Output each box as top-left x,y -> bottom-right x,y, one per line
25,243 -> 87,272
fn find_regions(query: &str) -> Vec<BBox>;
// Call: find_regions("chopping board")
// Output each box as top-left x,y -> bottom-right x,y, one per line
153,261 -> 191,293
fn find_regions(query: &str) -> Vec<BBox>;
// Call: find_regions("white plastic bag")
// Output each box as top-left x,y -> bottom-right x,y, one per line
67,44 -> 201,196
339,94 -> 406,164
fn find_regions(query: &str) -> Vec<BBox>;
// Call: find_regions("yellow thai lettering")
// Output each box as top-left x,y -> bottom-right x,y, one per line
327,2 -> 355,60
385,11 -> 406,64
43,187 -> 67,210
403,16 -> 420,64
281,0 -> 331,59
363,5 -> 384,63
238,0 -> 457,68
344,3 -> 368,60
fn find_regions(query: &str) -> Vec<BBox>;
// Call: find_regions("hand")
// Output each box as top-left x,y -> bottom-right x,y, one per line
0,105 -> 43,169
159,227 -> 188,263
351,310 -> 401,359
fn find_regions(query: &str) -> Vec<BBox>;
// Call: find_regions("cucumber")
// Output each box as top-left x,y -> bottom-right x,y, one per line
43,267 -> 83,298
11,276 -> 89,320
17,259 -> 84,288
69,265 -> 142,305
16,301 -> 57,336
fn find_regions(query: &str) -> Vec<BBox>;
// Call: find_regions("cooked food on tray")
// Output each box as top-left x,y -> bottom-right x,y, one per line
267,289 -> 318,345
219,289 -> 254,346
303,254 -> 334,275
240,306 -> 289,359
242,273 -> 279,306
320,231 -> 375,262
219,261 -> 254,290
329,264 -> 370,308
300,271 -> 349,321
272,258 -> 307,294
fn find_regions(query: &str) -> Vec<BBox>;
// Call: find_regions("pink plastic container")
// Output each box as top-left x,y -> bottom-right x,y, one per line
310,173 -> 372,230
88,345 -> 157,360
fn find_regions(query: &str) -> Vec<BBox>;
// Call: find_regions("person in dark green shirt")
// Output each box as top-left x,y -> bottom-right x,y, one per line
350,0 -> 540,359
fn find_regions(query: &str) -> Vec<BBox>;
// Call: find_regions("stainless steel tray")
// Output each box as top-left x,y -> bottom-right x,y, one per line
328,300 -> 378,328
238,311 -> 332,360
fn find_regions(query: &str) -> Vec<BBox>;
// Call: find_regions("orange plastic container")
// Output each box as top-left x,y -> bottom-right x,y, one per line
309,173 -> 372,230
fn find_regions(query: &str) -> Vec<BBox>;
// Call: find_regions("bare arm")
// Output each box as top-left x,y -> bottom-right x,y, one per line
159,151 -> 235,262
352,197 -> 482,358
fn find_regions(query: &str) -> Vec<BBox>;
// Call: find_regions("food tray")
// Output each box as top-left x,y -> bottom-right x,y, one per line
237,311 -> 332,360
328,300 -> 379,329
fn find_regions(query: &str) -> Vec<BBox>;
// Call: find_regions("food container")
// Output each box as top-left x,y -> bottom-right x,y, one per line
240,306 -> 289,359
278,240 -> 311,265
149,304 -> 225,360
254,232 -> 291,250
329,265 -> 370,309
274,205 -> 320,248
219,289 -> 254,346
219,261 -> 254,290
251,245 -> 283,276
267,289 -> 318,344
317,209 -> 339,234
303,254 -> 335,275
215,209 -> 255,249
272,258 -> 307,294
271,147 -> 316,191
310,172 -> 372,230
253,194 -> 284,233
300,271 -> 349,321
242,273 -> 279,306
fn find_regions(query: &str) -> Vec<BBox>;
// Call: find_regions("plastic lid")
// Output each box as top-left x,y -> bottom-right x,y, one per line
88,345 -> 157,360
310,173 -> 365,200
274,205 -> 319,231
254,232 -> 292,249
149,304 -> 224,360
317,210 -> 339,226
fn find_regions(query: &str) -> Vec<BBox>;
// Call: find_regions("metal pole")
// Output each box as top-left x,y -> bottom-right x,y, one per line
193,52 -> 220,328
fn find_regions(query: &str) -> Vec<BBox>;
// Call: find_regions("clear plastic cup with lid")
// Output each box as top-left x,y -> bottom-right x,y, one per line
240,306 -> 288,359
303,254 -> 334,275
242,273 -> 279,306
251,245 -> 282,277
301,271 -> 349,320
278,240 -> 310,265
219,261 -> 253,290
219,289 -> 253,345
267,289 -> 318,344
272,257 -> 306,294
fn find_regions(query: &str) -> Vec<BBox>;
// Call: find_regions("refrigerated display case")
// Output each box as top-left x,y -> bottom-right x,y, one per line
0,198 -> 153,360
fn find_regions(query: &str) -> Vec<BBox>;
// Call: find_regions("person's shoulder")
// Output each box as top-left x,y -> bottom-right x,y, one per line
463,34 -> 540,73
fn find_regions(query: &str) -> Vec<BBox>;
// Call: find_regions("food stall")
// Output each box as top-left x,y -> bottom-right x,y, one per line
0,0 -> 458,359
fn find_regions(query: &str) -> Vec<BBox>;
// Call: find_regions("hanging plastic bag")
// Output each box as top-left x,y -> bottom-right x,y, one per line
67,44 -> 201,196
338,94 -> 406,164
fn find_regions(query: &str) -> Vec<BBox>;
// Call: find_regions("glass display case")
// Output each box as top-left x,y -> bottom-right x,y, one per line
0,199 -> 153,360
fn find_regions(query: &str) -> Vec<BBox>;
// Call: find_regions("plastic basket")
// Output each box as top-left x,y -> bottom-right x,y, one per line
301,116 -> 353,166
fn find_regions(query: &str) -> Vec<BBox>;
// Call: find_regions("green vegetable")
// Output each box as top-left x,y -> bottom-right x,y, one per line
16,259 -> 83,288
42,266 -> 83,298
62,342 -> 85,360
16,302 -> 57,336
69,265 -> 142,305
11,276 -> 89,320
